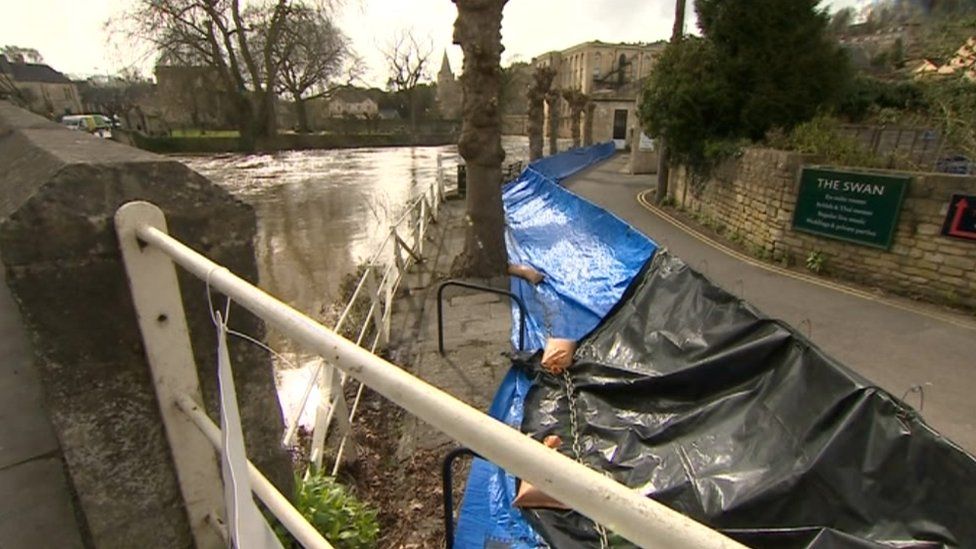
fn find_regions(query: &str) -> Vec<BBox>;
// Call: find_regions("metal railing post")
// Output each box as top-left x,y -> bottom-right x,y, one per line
391,226 -> 404,274
437,280 -> 527,354
122,201 -> 748,549
418,198 -> 427,256
442,448 -> 480,549
115,202 -> 225,549
364,265 -> 389,348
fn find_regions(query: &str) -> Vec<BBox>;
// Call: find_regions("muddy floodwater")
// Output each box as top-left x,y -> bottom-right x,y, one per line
177,137 -> 529,424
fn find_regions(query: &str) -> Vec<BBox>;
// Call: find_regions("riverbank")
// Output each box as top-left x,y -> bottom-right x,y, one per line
114,128 -> 459,154
338,198 -> 513,547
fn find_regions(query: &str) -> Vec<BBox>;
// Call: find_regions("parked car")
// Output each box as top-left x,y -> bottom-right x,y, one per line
936,155 -> 975,175
60,114 -> 113,138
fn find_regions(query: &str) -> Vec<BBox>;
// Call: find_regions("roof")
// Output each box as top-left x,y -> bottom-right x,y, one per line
0,55 -> 72,84
332,87 -> 375,104
439,51 -> 453,77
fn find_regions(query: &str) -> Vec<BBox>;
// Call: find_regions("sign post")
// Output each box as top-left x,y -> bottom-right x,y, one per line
792,168 -> 909,250
941,194 -> 976,241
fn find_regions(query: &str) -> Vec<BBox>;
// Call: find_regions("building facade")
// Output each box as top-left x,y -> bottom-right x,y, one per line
327,87 -> 379,118
0,55 -> 81,117
533,40 -> 666,147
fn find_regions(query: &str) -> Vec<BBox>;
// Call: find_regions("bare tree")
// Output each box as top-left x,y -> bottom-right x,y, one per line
114,0 -> 298,149
383,29 -> 433,132
272,6 -> 358,133
452,0 -> 508,277
527,65 -> 555,161
79,71 -> 154,130
562,88 -> 589,149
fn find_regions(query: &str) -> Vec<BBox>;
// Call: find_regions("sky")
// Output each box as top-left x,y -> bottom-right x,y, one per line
0,0 -> 864,85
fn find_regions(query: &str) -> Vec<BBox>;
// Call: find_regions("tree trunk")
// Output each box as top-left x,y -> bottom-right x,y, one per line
527,66 -> 554,161
546,92 -> 560,156
294,95 -> 311,134
528,98 -> 544,161
570,106 -> 582,148
656,0 -> 686,204
452,0 -> 509,277
235,90 -> 277,152
569,102 -> 583,149
583,102 -> 595,146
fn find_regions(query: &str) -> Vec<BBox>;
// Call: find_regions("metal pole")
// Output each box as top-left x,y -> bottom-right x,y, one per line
176,395 -> 335,549
115,202 -> 226,549
127,201 -> 745,549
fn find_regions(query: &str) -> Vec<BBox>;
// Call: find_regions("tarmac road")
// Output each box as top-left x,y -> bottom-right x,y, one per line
565,153 -> 976,454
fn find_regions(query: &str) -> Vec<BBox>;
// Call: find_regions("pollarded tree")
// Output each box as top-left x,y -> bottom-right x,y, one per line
546,88 -> 561,155
452,0 -> 508,277
562,88 -> 589,149
527,66 -> 556,161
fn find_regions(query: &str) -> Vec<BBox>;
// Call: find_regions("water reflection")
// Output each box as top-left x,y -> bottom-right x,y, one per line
177,137 -> 534,429
177,136 -> 530,345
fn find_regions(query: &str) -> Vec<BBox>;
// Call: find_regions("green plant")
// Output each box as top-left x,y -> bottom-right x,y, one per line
640,0 -> 850,177
786,116 -> 887,169
749,243 -> 772,261
276,471 -> 379,549
805,250 -> 826,274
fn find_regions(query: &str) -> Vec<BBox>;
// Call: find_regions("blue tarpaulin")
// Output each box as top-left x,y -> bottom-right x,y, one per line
453,143 -> 657,548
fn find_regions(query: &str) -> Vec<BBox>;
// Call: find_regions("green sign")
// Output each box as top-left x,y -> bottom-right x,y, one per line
792,168 -> 909,250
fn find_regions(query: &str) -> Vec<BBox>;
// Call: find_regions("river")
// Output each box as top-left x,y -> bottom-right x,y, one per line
177,137 -> 531,427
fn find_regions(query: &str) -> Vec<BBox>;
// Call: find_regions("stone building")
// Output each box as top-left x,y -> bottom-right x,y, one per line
0,55 -> 81,117
154,65 -> 237,130
326,87 -> 379,118
435,52 -> 462,120
533,40 -> 666,148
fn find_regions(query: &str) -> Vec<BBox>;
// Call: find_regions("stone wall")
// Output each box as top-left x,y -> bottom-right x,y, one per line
0,101 -> 292,547
670,148 -> 976,309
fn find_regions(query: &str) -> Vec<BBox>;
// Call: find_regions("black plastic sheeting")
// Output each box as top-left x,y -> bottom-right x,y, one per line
517,252 -> 976,549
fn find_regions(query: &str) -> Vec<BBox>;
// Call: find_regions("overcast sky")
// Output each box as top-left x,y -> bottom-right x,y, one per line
0,0 -> 864,86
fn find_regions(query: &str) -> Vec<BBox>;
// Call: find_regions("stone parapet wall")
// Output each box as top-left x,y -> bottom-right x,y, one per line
0,101 -> 292,547
670,148 -> 976,309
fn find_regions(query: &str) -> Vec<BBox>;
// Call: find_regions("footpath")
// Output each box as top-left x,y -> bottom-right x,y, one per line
366,153 -> 976,546
356,197 -> 513,548
565,153 -> 976,453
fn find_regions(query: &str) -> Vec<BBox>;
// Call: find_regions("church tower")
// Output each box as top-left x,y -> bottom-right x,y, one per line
436,51 -> 461,120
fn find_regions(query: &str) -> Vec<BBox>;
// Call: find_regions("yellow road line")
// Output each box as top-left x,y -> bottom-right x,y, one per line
636,189 -> 976,332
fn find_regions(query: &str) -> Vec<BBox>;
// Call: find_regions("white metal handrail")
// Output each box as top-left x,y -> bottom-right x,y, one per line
115,199 -> 746,549
281,156 -> 448,474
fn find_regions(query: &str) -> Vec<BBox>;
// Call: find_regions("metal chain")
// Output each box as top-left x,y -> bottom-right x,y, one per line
560,370 -> 610,549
